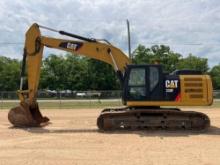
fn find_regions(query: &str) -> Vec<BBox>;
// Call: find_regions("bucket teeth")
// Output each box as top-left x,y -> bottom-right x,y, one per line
8,102 -> 49,127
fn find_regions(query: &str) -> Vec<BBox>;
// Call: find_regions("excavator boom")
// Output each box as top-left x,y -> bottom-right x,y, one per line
8,23 -> 131,127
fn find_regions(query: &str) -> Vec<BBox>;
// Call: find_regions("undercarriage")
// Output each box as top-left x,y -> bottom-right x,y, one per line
97,107 -> 210,131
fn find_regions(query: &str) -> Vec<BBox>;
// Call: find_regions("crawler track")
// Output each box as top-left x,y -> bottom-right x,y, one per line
97,107 -> 210,131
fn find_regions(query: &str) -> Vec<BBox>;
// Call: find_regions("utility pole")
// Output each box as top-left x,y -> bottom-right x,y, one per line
126,19 -> 131,59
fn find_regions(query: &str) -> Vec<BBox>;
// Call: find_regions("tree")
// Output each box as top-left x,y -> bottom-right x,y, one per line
150,45 -> 181,72
39,53 -> 119,90
210,64 -> 220,89
132,45 -> 153,64
0,56 -> 20,91
40,54 -> 66,90
65,54 -> 88,90
86,59 -> 120,90
132,44 -> 181,72
177,54 -> 209,73
0,44 -> 217,91
39,54 -> 88,90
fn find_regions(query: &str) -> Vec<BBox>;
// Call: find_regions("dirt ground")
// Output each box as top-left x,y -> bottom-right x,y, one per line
0,108 -> 220,165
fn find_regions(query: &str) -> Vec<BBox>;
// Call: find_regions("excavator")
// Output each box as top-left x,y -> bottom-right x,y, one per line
8,23 -> 213,130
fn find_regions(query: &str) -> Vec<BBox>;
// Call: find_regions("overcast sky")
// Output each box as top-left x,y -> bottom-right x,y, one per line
0,0 -> 220,67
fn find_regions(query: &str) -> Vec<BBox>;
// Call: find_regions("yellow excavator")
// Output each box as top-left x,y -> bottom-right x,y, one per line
8,23 -> 213,130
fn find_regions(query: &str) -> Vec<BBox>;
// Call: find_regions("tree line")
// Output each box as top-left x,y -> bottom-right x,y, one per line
0,44 -> 220,91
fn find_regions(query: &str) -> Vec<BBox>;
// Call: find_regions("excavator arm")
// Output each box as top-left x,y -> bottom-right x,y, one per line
8,23 -> 131,127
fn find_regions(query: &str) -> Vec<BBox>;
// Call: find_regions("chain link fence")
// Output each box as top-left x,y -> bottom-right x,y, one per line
0,90 -> 123,109
0,90 -> 220,109
213,90 -> 220,99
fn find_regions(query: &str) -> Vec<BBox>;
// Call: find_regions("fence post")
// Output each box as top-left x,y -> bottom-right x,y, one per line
1,92 -> 3,110
89,91 -> 91,108
59,92 -> 61,109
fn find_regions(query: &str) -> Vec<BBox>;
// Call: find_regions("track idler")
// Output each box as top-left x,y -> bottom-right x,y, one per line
8,102 -> 49,127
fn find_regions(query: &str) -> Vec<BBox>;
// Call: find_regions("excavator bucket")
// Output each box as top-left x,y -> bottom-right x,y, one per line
8,102 -> 49,127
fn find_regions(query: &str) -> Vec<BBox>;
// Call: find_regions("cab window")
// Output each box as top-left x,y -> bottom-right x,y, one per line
128,68 -> 146,99
149,66 -> 159,92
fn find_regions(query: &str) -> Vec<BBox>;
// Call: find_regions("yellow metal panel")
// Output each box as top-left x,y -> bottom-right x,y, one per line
25,24 -> 44,104
127,100 -> 211,106
179,75 -> 212,105
205,75 -> 213,105
41,36 -> 131,73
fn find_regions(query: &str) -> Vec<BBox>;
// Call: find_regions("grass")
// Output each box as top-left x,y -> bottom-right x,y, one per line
212,100 -> 220,108
0,100 -> 123,109
1,99 -> 220,109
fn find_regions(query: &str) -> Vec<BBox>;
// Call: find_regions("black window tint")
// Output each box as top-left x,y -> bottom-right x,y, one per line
128,68 -> 145,86
129,87 -> 146,99
149,66 -> 159,92
128,68 -> 146,100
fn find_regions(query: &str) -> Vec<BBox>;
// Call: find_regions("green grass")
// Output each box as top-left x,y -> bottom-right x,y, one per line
0,100 -> 123,109
38,101 -> 123,109
1,99 -> 220,109
212,100 -> 220,108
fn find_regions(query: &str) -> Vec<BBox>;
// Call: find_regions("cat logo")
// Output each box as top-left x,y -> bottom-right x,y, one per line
67,42 -> 78,50
165,80 -> 178,88
59,42 -> 83,51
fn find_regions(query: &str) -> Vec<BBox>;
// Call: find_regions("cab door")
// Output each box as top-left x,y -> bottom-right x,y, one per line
147,65 -> 163,101
126,66 -> 148,101
123,65 -> 163,103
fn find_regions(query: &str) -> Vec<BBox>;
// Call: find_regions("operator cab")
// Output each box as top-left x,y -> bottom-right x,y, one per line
122,64 -> 181,104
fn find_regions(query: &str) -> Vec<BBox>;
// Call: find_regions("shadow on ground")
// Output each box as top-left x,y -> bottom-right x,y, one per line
9,125 -> 220,137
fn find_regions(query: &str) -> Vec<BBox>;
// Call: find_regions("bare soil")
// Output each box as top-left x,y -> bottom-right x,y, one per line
0,108 -> 220,165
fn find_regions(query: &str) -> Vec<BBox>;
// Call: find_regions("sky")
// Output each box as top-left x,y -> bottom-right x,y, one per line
0,0 -> 220,67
